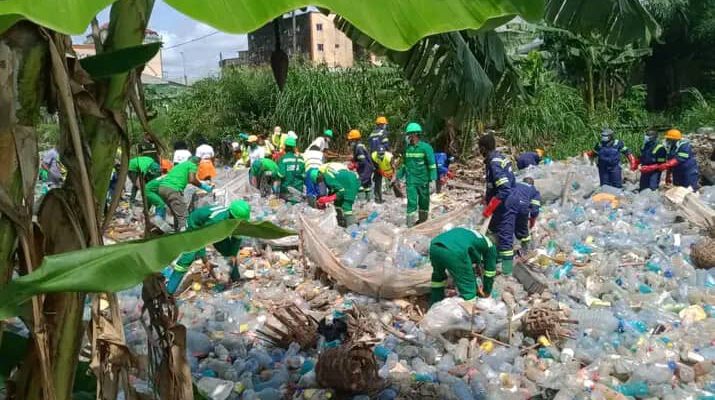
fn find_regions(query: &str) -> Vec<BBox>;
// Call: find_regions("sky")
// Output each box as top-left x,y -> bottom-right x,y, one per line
75,0 -> 248,83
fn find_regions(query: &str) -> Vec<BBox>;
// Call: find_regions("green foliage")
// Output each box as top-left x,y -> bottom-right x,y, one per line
677,99 -> 715,132
0,0 -> 544,50
0,220 -> 294,319
166,64 -> 415,151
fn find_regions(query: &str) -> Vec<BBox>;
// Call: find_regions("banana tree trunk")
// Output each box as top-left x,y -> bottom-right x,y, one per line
0,19 -> 47,373
586,60 -> 595,113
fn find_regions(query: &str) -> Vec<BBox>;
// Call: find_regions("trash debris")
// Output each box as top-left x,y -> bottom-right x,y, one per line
100,158 -> 715,399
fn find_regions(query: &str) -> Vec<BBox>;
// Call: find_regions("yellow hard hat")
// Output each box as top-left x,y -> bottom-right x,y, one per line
375,116 -> 388,125
535,148 -> 545,158
664,129 -> 682,140
347,129 -> 361,140
247,135 -> 258,143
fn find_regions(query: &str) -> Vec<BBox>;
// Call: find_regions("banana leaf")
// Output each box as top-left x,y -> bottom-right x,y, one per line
545,0 -> 661,46
0,220 -> 295,320
0,0 -> 543,51
80,42 -> 162,78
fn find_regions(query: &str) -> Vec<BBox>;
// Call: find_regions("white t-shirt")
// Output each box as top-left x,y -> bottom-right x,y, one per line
249,146 -> 266,166
195,144 -> 215,160
303,149 -> 324,171
308,137 -> 329,152
173,149 -> 192,164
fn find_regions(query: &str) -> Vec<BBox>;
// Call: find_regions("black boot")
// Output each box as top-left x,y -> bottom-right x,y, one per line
418,210 -> 429,224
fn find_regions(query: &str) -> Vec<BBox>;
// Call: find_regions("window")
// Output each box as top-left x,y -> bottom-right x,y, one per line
316,23 -> 323,31
335,43 -> 340,49
317,43 -> 324,51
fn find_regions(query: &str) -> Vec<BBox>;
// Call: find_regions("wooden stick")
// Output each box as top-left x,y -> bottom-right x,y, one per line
469,332 -> 511,348
560,171 -> 575,206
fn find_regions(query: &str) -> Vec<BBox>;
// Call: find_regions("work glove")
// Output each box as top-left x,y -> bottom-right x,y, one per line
347,161 -> 357,171
316,194 -> 337,207
658,158 -> 678,172
639,164 -> 659,174
529,216 -> 536,229
627,154 -> 639,171
200,183 -> 214,193
582,150 -> 594,159
482,197 -> 502,218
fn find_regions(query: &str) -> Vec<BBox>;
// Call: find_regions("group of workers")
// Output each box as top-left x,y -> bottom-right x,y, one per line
584,128 -> 700,191
116,122 -> 702,304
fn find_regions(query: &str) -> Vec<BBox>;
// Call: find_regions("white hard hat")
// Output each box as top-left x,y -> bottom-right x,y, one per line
231,142 -> 239,150
287,131 -> 297,139
274,126 -> 282,133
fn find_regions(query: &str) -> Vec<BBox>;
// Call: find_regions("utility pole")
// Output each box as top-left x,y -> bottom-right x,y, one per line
181,51 -> 188,85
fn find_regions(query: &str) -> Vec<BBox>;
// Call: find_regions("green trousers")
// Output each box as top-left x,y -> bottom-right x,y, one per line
145,180 -> 166,209
406,182 -> 430,225
429,243 -> 477,305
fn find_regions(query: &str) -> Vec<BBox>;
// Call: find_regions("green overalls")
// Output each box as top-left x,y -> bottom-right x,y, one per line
166,205 -> 243,294
429,228 -> 497,305
277,150 -> 305,202
323,168 -> 360,227
404,140 -> 437,226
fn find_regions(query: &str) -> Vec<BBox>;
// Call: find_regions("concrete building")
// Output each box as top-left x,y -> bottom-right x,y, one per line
73,24 -> 164,79
225,8 -> 354,68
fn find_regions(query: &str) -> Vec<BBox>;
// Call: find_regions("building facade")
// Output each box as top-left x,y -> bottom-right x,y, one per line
227,10 -> 354,68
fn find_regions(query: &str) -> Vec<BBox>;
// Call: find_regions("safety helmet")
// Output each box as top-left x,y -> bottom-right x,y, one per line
347,129 -> 361,140
239,132 -> 249,140
664,129 -> 682,140
405,122 -> 422,134
274,126 -> 282,133
228,200 -> 251,220
375,116 -> 388,125
147,162 -> 161,177
535,148 -> 545,158
247,135 -> 258,143
231,142 -> 239,150
308,168 -> 320,184
377,145 -> 386,155
284,137 -> 297,147
287,131 -> 298,139
601,129 -> 614,142
323,129 -> 333,138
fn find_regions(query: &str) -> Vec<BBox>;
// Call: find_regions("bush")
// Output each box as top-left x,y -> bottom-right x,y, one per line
164,63 -> 415,152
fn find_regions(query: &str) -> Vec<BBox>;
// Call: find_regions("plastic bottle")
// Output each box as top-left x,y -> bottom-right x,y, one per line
616,381 -> 649,397
255,387 -> 281,400
452,379 -> 475,400
373,345 -> 391,361
341,239 -> 368,268
553,261 -> 574,280
366,211 -> 379,223
253,368 -> 289,392
195,377 -> 233,400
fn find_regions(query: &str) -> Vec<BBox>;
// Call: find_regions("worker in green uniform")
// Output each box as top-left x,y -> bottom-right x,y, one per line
128,155 -> 161,203
145,176 -> 167,218
276,137 -> 305,203
429,227 -> 497,306
249,156 -> 280,197
166,200 -> 251,294
403,122 -> 437,227
158,156 -> 211,231
309,165 -> 360,227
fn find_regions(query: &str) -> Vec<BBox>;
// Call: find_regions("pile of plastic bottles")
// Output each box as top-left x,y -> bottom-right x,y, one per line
108,158 -> 715,400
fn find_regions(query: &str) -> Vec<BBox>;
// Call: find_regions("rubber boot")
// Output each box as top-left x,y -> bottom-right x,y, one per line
336,208 -> 346,228
406,212 -> 418,228
374,187 -> 383,204
344,214 -> 357,227
418,210 -> 429,225
166,269 -> 187,294
362,188 -> 372,201
229,264 -> 240,282
501,258 -> 514,276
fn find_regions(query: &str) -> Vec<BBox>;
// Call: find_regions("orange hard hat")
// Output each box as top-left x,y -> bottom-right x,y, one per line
347,129 -> 361,140
375,116 -> 388,125
664,129 -> 682,140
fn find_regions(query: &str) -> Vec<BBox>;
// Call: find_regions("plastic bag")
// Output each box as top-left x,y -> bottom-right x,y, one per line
420,297 -> 486,336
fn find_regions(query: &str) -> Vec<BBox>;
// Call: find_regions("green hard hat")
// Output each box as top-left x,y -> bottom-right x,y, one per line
405,122 -> 423,134
239,132 -> 249,140
323,129 -> 333,138
308,168 -> 320,184
228,200 -> 251,220
284,137 -> 297,147
147,162 -> 161,176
